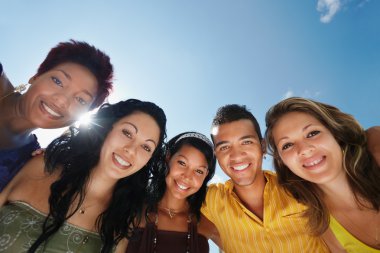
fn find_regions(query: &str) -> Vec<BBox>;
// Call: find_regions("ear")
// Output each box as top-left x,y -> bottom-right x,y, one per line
261,139 -> 267,154
28,75 -> 37,84
165,152 -> 171,164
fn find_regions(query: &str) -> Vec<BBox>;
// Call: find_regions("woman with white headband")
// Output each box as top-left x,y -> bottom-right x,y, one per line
116,131 -> 221,253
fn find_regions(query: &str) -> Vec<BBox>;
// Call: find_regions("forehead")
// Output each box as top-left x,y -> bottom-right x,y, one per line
277,111 -> 320,127
212,119 -> 259,141
114,111 -> 160,136
273,112 -> 321,135
50,62 -> 98,92
173,144 -> 208,165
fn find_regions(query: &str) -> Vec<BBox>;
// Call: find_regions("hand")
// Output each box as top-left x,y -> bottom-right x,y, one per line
32,148 -> 45,156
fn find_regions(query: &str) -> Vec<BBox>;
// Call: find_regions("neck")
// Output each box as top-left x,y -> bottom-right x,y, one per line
86,168 -> 116,202
319,172 -> 358,209
1,94 -> 35,132
233,171 -> 266,218
159,191 -> 189,212
0,98 -> 35,149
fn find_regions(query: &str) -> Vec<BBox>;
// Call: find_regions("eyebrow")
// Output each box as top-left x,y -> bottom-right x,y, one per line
214,134 -> 256,149
276,123 -> 314,144
57,69 -> 94,99
122,122 -> 157,147
177,154 -> 207,169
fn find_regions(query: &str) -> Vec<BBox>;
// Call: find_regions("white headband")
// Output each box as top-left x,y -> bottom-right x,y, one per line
175,132 -> 213,148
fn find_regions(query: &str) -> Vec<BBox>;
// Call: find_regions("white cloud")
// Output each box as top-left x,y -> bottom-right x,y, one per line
283,90 -> 294,99
358,0 -> 371,8
282,89 -> 321,100
317,0 -> 341,23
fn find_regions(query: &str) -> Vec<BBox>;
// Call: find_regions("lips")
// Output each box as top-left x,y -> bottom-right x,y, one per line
302,156 -> 326,170
113,153 -> 132,169
230,163 -> 250,172
40,101 -> 63,119
175,180 -> 190,191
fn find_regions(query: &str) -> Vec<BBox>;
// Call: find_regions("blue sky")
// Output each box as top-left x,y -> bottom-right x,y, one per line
1,1 -> 379,251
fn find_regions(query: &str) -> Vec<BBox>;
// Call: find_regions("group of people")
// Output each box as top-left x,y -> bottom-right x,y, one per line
0,40 -> 379,253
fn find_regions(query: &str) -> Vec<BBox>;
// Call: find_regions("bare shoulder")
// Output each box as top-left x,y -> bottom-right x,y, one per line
114,238 -> 129,253
6,155 -> 56,204
18,154 -> 48,179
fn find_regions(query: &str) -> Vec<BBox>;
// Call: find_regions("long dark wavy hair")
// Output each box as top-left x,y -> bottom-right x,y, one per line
147,132 -> 216,221
265,97 -> 380,235
29,99 -> 167,253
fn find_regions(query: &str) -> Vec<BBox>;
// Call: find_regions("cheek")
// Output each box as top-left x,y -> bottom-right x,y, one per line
137,153 -> 151,167
279,152 -> 292,166
195,177 -> 205,189
217,154 -> 227,165
289,166 -> 301,176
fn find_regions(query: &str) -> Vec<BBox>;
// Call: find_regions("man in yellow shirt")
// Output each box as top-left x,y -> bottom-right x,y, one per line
201,104 -> 329,252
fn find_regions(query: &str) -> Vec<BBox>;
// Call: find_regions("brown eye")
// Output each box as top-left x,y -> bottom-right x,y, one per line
282,143 -> 293,150
142,144 -> 152,153
195,169 -> 204,175
122,129 -> 132,138
307,130 -> 320,138
177,160 -> 186,167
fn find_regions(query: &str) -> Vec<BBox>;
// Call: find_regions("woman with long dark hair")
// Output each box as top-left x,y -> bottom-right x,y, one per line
0,99 -> 167,253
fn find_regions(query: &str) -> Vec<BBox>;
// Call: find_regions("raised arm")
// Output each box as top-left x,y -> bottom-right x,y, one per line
199,214 -> 223,249
366,126 -> 380,166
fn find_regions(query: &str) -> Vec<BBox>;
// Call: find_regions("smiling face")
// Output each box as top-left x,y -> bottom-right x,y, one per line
165,144 -> 209,200
21,62 -> 98,129
97,111 -> 160,180
213,119 -> 264,187
272,111 -> 344,185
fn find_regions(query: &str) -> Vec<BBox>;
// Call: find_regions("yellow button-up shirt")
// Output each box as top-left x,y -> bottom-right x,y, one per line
202,171 -> 329,253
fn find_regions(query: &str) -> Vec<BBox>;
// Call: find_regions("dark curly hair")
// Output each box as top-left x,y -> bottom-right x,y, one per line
29,99 -> 167,253
147,132 -> 216,221
36,39 -> 113,109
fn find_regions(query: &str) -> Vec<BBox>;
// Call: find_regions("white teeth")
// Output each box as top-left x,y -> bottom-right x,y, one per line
304,157 -> 323,167
42,103 -> 62,117
114,154 -> 131,166
233,164 -> 249,171
176,181 -> 189,190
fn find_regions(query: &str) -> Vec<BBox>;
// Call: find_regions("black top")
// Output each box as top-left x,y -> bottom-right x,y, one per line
126,218 -> 209,253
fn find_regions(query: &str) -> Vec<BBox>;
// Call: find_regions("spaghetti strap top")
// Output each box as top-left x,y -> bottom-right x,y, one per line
330,215 -> 380,253
126,218 -> 209,253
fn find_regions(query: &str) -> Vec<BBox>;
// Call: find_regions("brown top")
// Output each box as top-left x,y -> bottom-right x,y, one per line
126,219 -> 209,253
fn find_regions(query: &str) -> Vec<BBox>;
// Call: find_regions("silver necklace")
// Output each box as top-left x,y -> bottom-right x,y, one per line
0,83 -> 29,101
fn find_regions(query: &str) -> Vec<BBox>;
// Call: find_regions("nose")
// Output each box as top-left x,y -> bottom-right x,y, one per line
181,168 -> 193,181
52,93 -> 70,110
123,141 -> 137,158
298,141 -> 315,157
230,145 -> 245,160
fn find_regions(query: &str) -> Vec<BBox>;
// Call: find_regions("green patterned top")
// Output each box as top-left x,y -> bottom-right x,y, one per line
0,201 -> 103,252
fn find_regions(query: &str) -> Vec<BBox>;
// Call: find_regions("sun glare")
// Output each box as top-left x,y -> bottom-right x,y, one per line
76,112 -> 94,127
